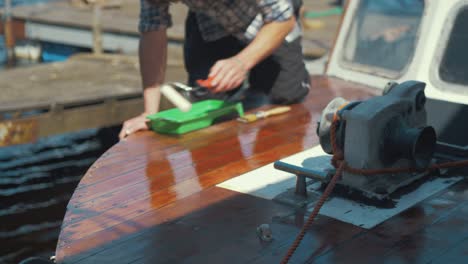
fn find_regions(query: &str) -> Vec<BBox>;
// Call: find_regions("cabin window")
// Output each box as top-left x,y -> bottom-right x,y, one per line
341,0 -> 424,77
439,7 -> 468,86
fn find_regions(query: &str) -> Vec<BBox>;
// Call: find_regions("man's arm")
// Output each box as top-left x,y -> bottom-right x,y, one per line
119,0 -> 171,139
210,16 -> 295,92
238,16 -> 296,71
119,29 -> 168,139
140,29 -> 168,115
210,0 -> 297,92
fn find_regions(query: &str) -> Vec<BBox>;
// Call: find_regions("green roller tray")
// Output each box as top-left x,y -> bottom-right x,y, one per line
147,100 -> 244,135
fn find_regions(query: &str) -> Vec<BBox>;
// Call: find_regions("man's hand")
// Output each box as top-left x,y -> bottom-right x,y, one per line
119,113 -> 150,140
209,56 -> 248,93
208,16 -> 296,94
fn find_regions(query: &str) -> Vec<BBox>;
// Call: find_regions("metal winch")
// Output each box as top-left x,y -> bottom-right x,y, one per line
275,81 -> 438,206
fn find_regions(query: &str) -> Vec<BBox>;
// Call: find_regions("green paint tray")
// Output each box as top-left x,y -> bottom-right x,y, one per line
147,100 -> 244,135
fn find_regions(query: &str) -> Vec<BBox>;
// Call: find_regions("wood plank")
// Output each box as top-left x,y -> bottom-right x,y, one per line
0,54 -> 186,112
60,137 -> 318,242
7,1 -> 186,41
69,120 -> 312,208
312,180 -> 468,264
75,76 -> 377,188
75,110 -> 310,188
378,182 -> 468,264
5,0 -> 340,59
59,180 -> 468,264
431,236 -> 468,264
58,187 -> 362,264
76,188 -> 362,264
68,188 -> 294,264
59,179 -> 466,263
0,54 -> 139,112
57,187 -> 241,263
60,77 -> 375,228
55,76 -> 380,263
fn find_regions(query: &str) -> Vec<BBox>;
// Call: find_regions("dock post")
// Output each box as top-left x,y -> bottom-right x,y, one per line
3,0 -> 16,64
92,0 -> 103,55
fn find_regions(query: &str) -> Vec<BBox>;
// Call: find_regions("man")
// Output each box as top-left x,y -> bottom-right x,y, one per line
119,0 -> 311,139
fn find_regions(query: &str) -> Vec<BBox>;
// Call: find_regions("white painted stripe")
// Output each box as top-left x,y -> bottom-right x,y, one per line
217,146 -> 330,200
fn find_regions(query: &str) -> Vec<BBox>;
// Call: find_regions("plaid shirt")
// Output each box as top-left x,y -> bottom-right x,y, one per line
139,0 -> 301,42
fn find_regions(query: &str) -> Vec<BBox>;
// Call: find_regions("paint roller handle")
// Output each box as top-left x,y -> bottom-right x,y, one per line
263,106 -> 291,118
160,84 -> 192,112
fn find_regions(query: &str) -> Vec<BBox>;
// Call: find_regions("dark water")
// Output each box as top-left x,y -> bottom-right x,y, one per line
1,3 -> 120,262
0,126 -> 120,264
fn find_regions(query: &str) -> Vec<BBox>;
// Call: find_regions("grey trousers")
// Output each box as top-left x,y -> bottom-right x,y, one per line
183,11 -> 310,105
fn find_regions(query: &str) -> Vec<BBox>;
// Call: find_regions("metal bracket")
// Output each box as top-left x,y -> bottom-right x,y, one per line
274,161 -> 331,197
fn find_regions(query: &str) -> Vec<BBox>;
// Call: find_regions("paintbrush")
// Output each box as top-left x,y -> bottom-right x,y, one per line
237,106 -> 291,123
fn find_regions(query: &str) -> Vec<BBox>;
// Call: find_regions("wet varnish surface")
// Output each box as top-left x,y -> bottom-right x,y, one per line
55,76 -> 468,263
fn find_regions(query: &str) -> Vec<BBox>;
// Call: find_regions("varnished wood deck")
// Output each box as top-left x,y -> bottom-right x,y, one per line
55,76 -> 468,263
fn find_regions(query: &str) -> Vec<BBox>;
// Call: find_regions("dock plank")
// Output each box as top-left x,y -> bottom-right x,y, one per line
5,0 -> 339,59
0,54 -> 186,112
8,0 -> 186,41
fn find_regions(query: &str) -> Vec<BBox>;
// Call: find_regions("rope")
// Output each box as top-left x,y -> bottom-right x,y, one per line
280,117 -> 468,264
280,162 -> 344,264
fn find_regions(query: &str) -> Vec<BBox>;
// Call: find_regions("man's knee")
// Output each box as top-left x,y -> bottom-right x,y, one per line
270,74 -> 311,104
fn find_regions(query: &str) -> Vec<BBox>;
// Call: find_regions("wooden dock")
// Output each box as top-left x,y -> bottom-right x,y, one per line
0,53 -> 186,146
54,75 -> 468,263
1,0 -> 341,59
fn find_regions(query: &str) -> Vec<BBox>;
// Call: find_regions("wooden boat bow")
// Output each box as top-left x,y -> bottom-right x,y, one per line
55,76 -> 468,263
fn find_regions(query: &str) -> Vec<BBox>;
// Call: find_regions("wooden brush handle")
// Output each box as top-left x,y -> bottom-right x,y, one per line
264,106 -> 291,117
